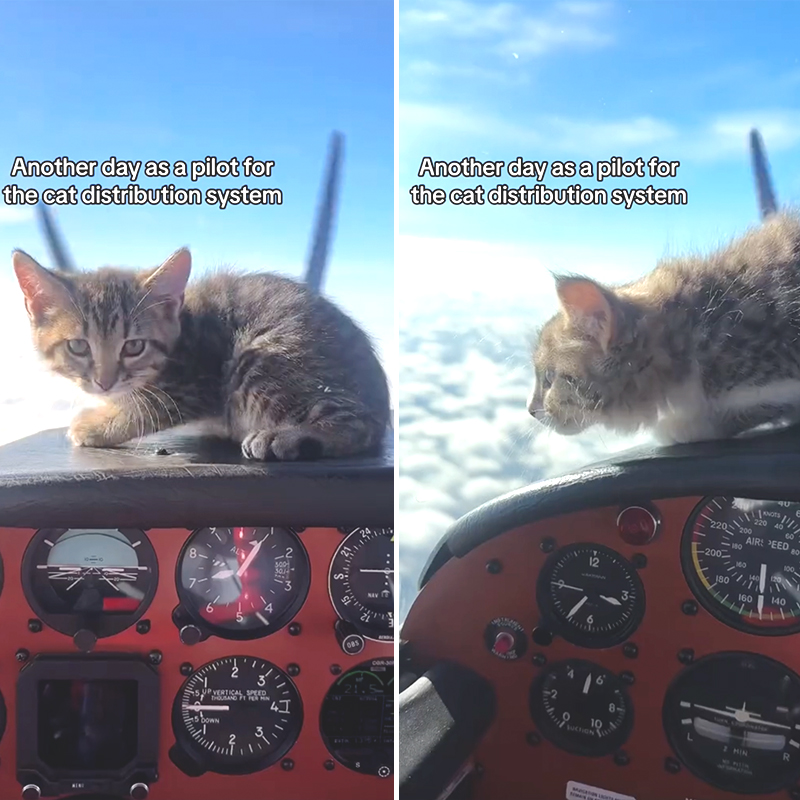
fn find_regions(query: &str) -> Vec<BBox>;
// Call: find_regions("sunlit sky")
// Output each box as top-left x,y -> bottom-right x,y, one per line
399,0 -> 800,308
0,0 -> 394,405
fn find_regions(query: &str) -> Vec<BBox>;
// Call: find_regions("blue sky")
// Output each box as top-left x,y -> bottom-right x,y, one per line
0,0 -> 394,379
399,0 -> 800,305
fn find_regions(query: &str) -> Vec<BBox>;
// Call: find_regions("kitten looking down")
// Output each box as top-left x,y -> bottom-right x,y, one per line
528,211 -> 800,444
13,248 -> 390,460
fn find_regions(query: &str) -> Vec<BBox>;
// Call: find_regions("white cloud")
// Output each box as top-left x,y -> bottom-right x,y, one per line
0,205 -> 34,225
401,101 -> 800,163
402,0 -> 614,57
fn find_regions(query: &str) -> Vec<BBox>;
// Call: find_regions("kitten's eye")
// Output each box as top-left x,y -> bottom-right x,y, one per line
121,339 -> 146,358
66,339 -> 90,357
542,369 -> 556,389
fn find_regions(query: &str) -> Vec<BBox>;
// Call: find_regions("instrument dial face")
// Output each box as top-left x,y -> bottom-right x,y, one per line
683,497 -> 800,634
320,658 -> 394,777
329,527 -> 393,641
536,543 -> 645,648
172,656 -> 303,775
530,660 -> 633,757
177,527 -> 310,640
663,652 -> 800,793
22,528 -> 158,637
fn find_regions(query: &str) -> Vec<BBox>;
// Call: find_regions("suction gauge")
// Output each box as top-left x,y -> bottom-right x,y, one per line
329,527 -> 393,641
530,659 -> 633,757
22,528 -> 158,638
176,527 -> 310,640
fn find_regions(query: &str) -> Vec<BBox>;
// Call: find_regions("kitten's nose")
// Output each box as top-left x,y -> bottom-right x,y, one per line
94,378 -> 114,392
526,388 -> 538,416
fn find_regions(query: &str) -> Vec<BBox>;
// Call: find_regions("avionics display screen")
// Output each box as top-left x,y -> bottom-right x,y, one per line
37,680 -> 138,770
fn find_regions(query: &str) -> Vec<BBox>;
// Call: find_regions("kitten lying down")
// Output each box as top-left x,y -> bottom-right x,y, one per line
13,248 -> 390,461
529,211 -> 800,445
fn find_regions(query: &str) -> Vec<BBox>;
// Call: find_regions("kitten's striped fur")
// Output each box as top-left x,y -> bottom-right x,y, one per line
529,211 -> 800,444
13,248 -> 390,460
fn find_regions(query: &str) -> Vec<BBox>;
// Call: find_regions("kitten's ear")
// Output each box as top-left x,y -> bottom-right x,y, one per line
555,276 -> 617,350
12,250 -> 72,322
143,248 -> 192,317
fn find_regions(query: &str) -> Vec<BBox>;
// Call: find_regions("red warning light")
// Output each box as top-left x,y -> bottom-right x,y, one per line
617,505 -> 660,546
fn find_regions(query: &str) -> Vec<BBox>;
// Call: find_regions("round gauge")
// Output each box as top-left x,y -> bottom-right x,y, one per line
172,656 -> 303,775
683,497 -> 800,635
176,527 -> 309,640
664,652 -> 800,793
329,527 -> 393,641
22,528 -> 158,637
530,659 -> 633,756
536,543 -> 645,648
320,658 -> 393,777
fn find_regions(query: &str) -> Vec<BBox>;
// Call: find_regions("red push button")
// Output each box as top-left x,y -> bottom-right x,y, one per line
493,631 -> 515,655
617,505 -> 660,545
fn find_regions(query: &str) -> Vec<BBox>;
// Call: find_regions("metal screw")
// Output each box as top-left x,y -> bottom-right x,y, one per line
620,671 -> 635,686
678,648 -> 694,665
148,650 -> 163,666
486,559 -> 502,574
16,649 -> 29,663
665,757 -> 681,774
526,731 -> 541,746
614,750 -> 630,766
532,653 -> 547,667
632,553 -> 647,569
281,758 -> 294,771
287,663 -> 300,677
622,642 -> 638,659
324,760 -> 335,771
681,600 -> 698,616
330,664 -> 342,675
540,537 -> 556,553
27,619 -> 42,633
288,622 -> 302,636
180,662 -> 193,676
136,619 -> 151,635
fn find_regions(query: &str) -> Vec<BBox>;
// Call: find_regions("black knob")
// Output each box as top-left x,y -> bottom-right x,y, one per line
334,620 -> 365,656
179,625 -> 202,645
73,628 -> 97,652
21,786 -> 40,800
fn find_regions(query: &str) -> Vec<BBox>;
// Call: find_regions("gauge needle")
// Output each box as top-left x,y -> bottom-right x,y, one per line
582,674 -> 592,694
553,581 -> 583,591
567,596 -> 588,619
692,703 -> 791,730
237,536 -> 266,577
359,569 -> 395,574
599,595 -> 621,606
760,563 -> 767,593
185,704 -> 231,712
211,569 -> 235,580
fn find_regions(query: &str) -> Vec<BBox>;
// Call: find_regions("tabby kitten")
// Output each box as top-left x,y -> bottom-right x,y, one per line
529,211 -> 800,444
13,248 -> 390,460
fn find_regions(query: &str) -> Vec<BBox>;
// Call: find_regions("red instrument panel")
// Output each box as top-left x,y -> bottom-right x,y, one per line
0,526 -> 393,800
401,497 -> 800,800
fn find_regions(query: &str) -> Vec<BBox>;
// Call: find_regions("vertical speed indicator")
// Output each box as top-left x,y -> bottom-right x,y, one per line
682,497 -> 800,634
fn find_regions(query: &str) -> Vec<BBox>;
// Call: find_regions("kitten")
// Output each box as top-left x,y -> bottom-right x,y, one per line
528,211 -> 800,444
13,248 -> 391,460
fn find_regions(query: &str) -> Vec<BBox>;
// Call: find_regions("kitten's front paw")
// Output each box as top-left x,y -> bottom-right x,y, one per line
241,427 -> 323,461
68,407 -> 129,448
